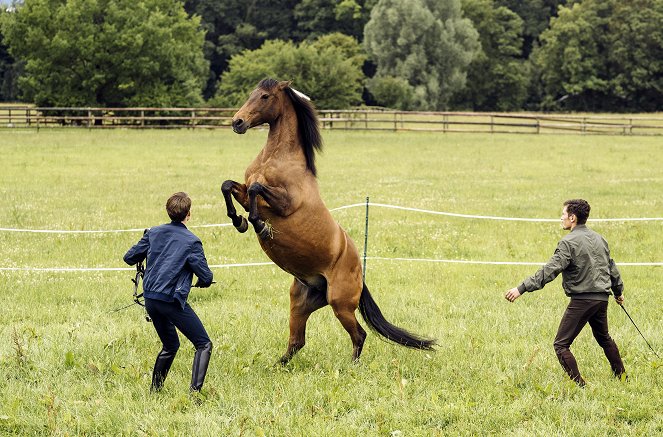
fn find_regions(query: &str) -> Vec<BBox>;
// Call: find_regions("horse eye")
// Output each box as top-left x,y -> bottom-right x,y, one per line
261,94 -> 269,100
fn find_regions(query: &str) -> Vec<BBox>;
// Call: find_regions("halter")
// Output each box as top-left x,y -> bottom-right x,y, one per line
110,229 -> 152,321
132,260 -> 151,322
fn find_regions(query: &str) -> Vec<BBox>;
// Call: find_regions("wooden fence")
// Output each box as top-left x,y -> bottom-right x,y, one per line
1,106 -> 662,135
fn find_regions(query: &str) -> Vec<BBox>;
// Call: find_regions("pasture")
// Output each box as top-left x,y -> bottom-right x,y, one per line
0,129 -> 661,435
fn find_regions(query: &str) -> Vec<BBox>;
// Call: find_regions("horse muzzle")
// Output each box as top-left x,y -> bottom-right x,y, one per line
232,118 -> 248,134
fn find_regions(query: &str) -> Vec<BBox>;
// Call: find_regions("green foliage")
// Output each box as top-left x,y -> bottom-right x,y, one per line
1,0 -> 208,107
364,0 -> 480,110
185,0 -> 299,99
294,0 -> 376,41
0,9 -> 14,102
0,9 -> 20,101
606,0 -> 663,111
366,75 -> 414,109
0,129 -> 662,434
533,0 -> 663,112
213,34 -> 364,109
495,0 -> 567,56
455,0 -> 529,111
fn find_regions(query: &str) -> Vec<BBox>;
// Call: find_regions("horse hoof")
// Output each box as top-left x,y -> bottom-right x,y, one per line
257,221 -> 274,240
235,216 -> 248,233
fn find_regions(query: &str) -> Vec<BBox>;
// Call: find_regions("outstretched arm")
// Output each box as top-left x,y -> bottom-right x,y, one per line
124,231 -> 149,265
504,240 -> 572,303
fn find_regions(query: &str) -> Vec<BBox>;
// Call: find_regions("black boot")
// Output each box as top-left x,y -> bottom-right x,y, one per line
151,349 -> 177,392
190,342 -> 213,392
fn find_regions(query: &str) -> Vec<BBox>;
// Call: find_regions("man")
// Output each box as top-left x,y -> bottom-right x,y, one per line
124,192 -> 214,393
505,199 -> 626,386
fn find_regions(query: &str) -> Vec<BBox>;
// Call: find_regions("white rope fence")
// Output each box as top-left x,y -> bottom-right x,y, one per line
1,257 -> 662,272
2,202 -> 663,234
1,202 -> 662,271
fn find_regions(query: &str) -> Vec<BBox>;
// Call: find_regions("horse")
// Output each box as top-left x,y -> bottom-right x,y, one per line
221,78 -> 436,364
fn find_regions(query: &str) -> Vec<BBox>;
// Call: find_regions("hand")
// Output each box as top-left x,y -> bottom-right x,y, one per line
505,287 -> 522,303
193,280 -> 210,288
615,295 -> 624,305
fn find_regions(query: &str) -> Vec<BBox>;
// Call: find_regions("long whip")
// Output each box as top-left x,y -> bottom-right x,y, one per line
619,302 -> 660,358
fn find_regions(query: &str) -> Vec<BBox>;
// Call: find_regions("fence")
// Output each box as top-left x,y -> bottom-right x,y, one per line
1,106 -> 663,135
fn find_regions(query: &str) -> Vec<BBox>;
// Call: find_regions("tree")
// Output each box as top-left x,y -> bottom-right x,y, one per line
495,0 -> 567,57
366,75 -> 415,109
606,0 -> 663,111
185,0 -> 299,99
0,8 -> 19,101
363,0 -> 479,110
533,0 -> 663,111
1,0 -> 208,107
454,0 -> 529,111
293,0 -> 377,41
213,34 -> 364,109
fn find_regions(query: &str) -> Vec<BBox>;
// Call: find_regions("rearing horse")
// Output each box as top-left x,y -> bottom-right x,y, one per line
222,79 -> 435,363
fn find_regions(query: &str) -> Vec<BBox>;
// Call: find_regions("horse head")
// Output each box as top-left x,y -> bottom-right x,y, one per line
232,79 -> 292,134
232,78 -> 323,176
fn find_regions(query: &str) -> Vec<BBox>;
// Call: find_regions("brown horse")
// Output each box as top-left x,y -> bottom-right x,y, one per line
222,78 -> 435,364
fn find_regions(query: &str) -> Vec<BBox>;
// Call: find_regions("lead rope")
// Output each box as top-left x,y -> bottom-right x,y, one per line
132,260 -> 151,322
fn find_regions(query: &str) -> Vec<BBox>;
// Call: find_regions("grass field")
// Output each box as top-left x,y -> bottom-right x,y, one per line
1,129 -> 661,435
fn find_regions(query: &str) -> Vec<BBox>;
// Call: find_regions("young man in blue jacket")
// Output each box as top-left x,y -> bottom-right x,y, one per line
124,192 -> 214,393
505,199 -> 626,386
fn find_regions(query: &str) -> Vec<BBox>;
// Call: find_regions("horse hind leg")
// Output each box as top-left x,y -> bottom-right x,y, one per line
280,278 -> 328,365
329,297 -> 367,362
221,180 -> 248,233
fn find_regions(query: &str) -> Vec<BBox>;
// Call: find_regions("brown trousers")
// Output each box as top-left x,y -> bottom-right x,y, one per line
553,299 -> 626,385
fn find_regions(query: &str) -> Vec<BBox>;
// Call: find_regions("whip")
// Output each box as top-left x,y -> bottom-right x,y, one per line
619,302 -> 660,359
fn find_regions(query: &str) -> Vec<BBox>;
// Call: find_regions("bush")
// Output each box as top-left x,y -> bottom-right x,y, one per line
212,34 -> 364,109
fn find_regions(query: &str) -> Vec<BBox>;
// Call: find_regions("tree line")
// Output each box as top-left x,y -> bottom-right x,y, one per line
0,0 -> 661,112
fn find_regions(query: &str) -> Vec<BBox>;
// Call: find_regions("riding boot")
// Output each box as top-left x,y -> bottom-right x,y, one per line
190,341 -> 213,392
556,348 -> 586,387
151,349 -> 177,392
602,340 -> 626,379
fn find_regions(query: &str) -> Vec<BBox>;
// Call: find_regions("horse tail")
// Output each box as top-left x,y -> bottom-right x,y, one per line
358,283 -> 436,350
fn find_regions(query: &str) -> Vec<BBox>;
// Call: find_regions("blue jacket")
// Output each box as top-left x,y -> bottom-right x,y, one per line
123,222 -> 213,307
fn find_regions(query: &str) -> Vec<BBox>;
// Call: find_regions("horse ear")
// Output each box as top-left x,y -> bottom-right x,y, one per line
278,80 -> 292,91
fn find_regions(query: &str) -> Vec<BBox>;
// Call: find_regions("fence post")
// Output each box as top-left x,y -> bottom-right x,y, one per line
191,110 -> 196,129
490,115 -> 494,133
88,109 -> 92,130
27,108 -> 31,127
536,118 -> 540,134
141,110 -> 145,128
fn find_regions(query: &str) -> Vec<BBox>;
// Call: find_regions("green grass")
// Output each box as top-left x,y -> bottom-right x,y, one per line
1,129 -> 662,435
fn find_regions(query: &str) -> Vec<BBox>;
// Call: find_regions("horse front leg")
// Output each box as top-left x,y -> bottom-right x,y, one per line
221,180 -> 249,233
247,182 -> 296,240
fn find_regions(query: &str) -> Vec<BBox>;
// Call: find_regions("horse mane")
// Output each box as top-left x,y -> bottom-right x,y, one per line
258,78 -> 323,177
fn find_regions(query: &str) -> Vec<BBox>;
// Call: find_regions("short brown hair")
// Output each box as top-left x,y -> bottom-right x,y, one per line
564,199 -> 590,224
166,192 -> 191,222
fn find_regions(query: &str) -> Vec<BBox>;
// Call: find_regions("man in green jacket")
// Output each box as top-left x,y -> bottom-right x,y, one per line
505,199 -> 626,386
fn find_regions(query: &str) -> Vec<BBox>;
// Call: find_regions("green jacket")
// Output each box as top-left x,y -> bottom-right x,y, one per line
517,224 -> 623,301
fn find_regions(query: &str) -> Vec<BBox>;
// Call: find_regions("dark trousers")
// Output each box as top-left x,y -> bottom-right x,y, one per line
145,298 -> 211,352
553,299 -> 626,385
